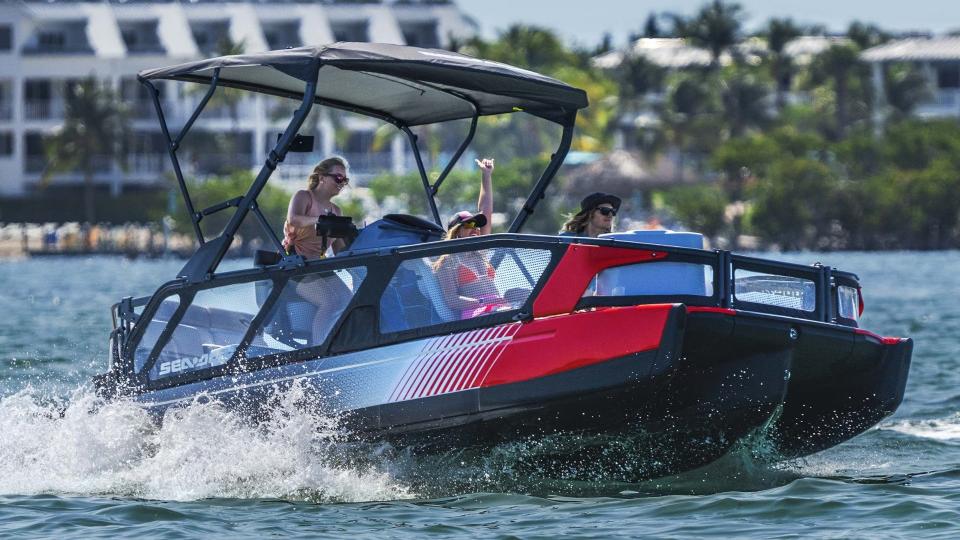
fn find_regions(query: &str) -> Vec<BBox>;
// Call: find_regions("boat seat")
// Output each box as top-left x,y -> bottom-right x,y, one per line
259,281 -> 318,347
205,305 -> 255,346
380,265 -> 441,333
410,259 -> 457,323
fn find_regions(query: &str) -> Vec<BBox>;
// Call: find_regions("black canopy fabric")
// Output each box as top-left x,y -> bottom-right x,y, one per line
138,42 -> 588,126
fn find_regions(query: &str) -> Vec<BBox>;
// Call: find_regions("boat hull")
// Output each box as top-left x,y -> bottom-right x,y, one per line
126,304 -> 794,480
685,309 -> 913,459
772,331 -> 913,458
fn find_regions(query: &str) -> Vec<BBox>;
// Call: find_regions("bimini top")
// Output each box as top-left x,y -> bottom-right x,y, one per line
138,42 -> 589,126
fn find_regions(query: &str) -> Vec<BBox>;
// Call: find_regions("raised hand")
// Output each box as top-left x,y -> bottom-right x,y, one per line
475,158 -> 495,176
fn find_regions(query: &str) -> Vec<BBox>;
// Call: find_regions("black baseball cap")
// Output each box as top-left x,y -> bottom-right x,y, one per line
448,210 -> 488,229
579,192 -> 622,214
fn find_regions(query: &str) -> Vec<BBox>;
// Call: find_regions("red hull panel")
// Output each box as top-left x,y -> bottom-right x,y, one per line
481,304 -> 674,387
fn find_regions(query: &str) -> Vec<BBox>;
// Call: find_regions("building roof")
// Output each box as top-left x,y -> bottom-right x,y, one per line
862,37 -> 960,62
593,35 -> 853,70
593,38 -> 716,70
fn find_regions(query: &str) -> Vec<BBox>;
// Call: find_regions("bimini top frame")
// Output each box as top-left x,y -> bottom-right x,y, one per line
138,42 -> 589,282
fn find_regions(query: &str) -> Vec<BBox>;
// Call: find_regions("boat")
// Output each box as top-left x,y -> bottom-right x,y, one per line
93,43 -> 912,480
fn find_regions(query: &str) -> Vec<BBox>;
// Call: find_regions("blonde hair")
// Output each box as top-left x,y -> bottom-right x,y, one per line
307,156 -> 349,190
561,211 -> 590,234
445,223 -> 464,241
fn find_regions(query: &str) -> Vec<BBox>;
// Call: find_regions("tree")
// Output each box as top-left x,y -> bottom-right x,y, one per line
748,157 -> 839,249
643,13 -> 661,38
763,18 -> 802,110
883,63 -> 932,121
669,0 -> 745,68
807,43 -> 870,139
43,77 -> 130,230
846,21 -> 890,50
171,170 -> 291,252
662,184 -> 729,240
718,67 -> 772,138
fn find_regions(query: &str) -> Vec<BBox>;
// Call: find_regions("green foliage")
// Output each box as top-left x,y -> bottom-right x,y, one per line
669,0 -> 745,66
882,120 -> 960,171
661,184 -> 729,239
365,157 -> 553,231
804,43 -> 873,139
460,25 -> 617,154
43,77 -> 130,224
748,157 -> 838,249
170,170 -> 290,247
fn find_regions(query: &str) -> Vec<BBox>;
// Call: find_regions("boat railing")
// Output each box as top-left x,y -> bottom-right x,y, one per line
111,234 -> 860,389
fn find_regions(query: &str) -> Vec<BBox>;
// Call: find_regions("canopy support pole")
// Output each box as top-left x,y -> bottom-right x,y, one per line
401,126 -> 442,227
176,61 -> 321,282
508,114 -> 576,233
430,113 -> 478,196
143,69 -> 222,245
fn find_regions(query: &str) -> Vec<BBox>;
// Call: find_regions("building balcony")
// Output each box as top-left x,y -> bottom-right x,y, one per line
127,153 -> 166,174
25,154 -> 116,175
22,45 -> 95,56
24,100 -> 65,121
915,89 -> 960,118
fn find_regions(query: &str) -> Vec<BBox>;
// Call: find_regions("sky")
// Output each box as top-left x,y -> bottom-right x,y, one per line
455,0 -> 960,48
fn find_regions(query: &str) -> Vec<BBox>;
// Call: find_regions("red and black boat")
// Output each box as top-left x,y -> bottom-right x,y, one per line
94,43 -> 912,479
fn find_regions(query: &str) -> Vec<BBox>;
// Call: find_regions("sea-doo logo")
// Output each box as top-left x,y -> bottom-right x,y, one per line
157,347 -> 233,377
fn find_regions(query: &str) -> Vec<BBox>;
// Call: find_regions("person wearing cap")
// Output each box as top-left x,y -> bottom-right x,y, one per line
434,158 -> 508,319
445,158 -> 494,240
559,192 -> 622,238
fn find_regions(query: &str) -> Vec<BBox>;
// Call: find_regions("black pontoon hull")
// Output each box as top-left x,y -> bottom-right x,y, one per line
685,309 -> 913,459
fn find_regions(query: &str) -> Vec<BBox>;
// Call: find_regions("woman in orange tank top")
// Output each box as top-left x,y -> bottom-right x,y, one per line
282,157 -> 354,343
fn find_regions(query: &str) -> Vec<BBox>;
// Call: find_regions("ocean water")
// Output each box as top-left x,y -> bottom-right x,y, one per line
0,252 -> 957,538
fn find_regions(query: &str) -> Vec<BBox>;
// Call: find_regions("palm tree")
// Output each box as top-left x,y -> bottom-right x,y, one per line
643,13 -> 661,38
808,44 -> 865,138
763,18 -> 802,111
44,77 -> 129,229
670,0 -> 744,68
719,69 -> 771,138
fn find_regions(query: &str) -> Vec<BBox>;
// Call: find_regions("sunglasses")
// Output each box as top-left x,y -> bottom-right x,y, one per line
460,221 -> 479,229
596,207 -> 617,217
325,173 -> 350,185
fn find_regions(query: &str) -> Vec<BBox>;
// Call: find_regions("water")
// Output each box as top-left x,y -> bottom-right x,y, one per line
0,252 -> 958,538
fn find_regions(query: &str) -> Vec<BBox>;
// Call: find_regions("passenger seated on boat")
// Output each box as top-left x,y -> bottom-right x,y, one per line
559,192 -> 621,238
432,158 -> 508,320
281,156 -> 354,343
434,248 -> 507,320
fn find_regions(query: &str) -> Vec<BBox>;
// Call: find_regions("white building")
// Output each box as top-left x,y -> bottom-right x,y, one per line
0,0 -> 478,197
862,37 -> 960,121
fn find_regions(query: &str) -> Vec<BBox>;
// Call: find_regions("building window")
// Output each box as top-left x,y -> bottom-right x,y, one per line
38,31 -> 66,51
263,21 -> 300,50
24,21 -> 91,54
0,80 -> 11,120
190,20 -> 231,55
937,64 -> 960,89
0,25 -> 12,51
401,21 -> 439,49
120,20 -> 164,54
331,21 -> 369,43
0,132 -> 13,156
